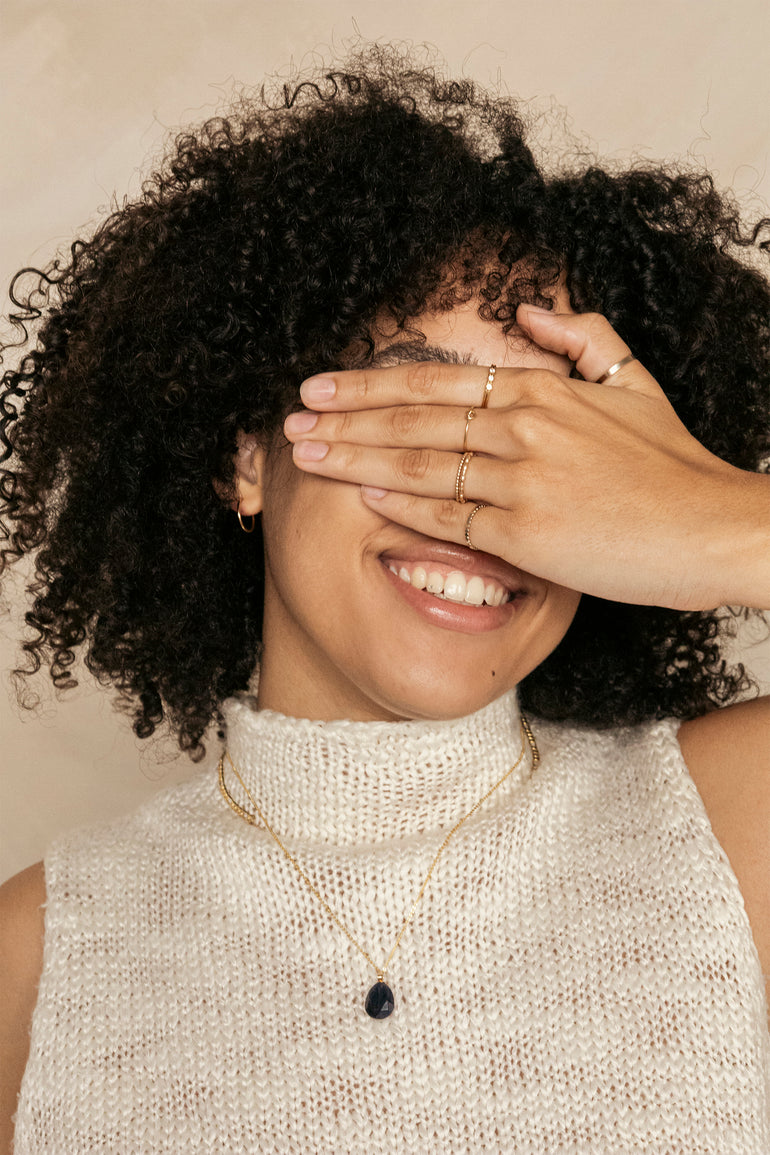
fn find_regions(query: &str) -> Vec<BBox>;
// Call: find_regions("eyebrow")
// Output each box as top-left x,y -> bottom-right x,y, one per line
368,340 -> 480,369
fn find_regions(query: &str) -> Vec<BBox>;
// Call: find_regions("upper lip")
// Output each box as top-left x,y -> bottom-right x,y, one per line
378,536 -> 528,593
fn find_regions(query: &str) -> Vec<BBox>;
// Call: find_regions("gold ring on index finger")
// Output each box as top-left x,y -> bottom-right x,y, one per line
480,364 -> 496,408
596,353 -> 637,384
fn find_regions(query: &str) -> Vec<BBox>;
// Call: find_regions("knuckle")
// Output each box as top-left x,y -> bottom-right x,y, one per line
335,409 -> 355,439
395,446 -> 434,485
517,370 -> 558,402
434,499 -> 460,532
355,371 -> 375,401
512,406 -> 548,449
405,361 -> 438,399
581,311 -> 608,339
335,442 -> 362,471
389,404 -> 424,441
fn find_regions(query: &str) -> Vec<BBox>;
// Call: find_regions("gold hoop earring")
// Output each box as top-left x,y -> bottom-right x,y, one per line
237,510 -> 256,534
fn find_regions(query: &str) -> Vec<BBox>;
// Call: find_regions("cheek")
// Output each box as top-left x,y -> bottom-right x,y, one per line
260,466 -> 367,600
261,469 -> 324,576
544,585 -> 582,650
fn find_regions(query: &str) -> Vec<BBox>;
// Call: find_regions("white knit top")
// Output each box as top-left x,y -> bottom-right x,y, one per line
14,692 -> 770,1153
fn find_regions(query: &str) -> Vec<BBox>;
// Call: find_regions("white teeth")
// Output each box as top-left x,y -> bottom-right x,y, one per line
426,571 -> 444,594
411,566 -> 427,590
387,560 -> 512,607
465,576 -> 486,606
444,571 -> 467,603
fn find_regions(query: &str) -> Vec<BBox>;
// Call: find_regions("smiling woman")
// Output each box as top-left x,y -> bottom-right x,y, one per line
1,50 -> 770,1154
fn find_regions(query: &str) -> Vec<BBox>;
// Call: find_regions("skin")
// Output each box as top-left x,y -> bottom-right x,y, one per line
277,297 -> 769,1000
250,304 -> 581,723
285,303 -> 770,611
1,301 -> 768,1146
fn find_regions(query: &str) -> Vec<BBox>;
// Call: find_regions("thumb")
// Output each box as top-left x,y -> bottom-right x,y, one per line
517,305 -> 658,394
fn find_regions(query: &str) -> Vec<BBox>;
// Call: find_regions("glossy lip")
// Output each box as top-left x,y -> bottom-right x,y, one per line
377,538 -> 526,635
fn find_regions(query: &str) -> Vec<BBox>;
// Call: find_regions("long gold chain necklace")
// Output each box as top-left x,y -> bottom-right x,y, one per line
218,714 -> 540,1019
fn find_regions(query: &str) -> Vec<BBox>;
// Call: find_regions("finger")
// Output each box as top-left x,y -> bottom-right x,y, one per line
284,403 -> 513,455
359,487 -> 503,557
517,306 -> 661,395
292,437 -> 503,504
299,360 -> 498,412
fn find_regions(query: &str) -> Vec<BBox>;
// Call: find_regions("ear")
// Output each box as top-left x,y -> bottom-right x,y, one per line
229,431 -> 268,516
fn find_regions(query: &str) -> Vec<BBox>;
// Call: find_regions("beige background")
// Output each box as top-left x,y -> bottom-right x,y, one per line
2,0 -> 769,881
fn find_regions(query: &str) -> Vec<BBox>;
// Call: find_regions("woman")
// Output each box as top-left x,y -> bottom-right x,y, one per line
1,57 -> 769,1151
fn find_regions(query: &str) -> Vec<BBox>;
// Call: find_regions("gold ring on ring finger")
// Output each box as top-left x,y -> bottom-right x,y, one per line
454,451 -> 475,504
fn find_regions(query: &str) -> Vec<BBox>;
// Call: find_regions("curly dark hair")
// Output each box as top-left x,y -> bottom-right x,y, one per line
2,52 -> 769,758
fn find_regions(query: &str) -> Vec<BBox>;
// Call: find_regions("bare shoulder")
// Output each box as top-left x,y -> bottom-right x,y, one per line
0,861 -> 46,1153
678,695 -> 770,820
678,697 -> 770,1006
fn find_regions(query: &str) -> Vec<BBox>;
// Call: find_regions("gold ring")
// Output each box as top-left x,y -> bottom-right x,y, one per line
465,503 -> 489,551
596,353 -> 636,384
454,451 -> 474,504
480,364 -> 496,408
462,406 -> 477,453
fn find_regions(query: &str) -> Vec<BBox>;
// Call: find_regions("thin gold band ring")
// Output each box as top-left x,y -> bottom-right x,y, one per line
462,407 -> 477,453
597,353 -> 636,384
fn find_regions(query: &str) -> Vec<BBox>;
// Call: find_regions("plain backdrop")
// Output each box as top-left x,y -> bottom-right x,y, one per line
2,0 -> 769,880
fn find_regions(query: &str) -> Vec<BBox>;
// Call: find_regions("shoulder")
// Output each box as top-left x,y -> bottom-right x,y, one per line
678,696 -> 770,842
0,862 -> 46,1152
678,697 -> 770,1006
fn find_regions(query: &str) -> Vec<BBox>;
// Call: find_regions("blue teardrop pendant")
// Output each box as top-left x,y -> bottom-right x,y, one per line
365,980 -> 395,1018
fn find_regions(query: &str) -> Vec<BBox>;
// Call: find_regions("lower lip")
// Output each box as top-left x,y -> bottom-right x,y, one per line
380,561 -> 520,634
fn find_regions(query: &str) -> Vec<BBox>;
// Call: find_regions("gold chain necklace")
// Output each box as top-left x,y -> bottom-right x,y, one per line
218,714 -> 539,1019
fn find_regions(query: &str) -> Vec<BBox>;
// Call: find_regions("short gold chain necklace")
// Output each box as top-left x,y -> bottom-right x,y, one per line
218,714 -> 539,1019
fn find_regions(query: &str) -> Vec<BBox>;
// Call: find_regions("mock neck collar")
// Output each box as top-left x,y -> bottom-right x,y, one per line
221,690 -> 531,846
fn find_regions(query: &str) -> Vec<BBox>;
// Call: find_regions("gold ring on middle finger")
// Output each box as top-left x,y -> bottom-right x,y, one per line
454,451 -> 475,504
462,407 -> 477,453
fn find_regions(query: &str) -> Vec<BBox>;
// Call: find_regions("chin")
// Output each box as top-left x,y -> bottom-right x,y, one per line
362,668 -> 518,724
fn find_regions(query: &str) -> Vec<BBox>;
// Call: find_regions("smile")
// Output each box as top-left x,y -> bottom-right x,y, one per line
386,562 -> 510,606
376,539 -> 527,635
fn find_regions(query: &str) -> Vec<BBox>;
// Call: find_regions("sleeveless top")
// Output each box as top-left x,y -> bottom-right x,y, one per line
14,692 -> 770,1153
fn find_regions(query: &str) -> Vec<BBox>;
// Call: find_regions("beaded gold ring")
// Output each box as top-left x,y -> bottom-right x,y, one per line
454,451 -> 475,504
464,502 -> 489,551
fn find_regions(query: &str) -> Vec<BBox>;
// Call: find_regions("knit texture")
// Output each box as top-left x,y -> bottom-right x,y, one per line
15,692 -> 770,1153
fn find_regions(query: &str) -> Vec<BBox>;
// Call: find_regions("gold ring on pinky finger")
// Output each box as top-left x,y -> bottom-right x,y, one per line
454,451 -> 475,504
480,364 -> 496,408
596,353 -> 637,384
464,503 -> 489,552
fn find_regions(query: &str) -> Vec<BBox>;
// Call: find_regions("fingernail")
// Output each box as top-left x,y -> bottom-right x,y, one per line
284,410 -> 319,435
294,441 -> 329,461
300,375 -> 336,403
361,485 -> 388,500
520,303 -> 555,316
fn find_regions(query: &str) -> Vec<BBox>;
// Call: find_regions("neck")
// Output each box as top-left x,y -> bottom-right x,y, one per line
222,689 -> 530,846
